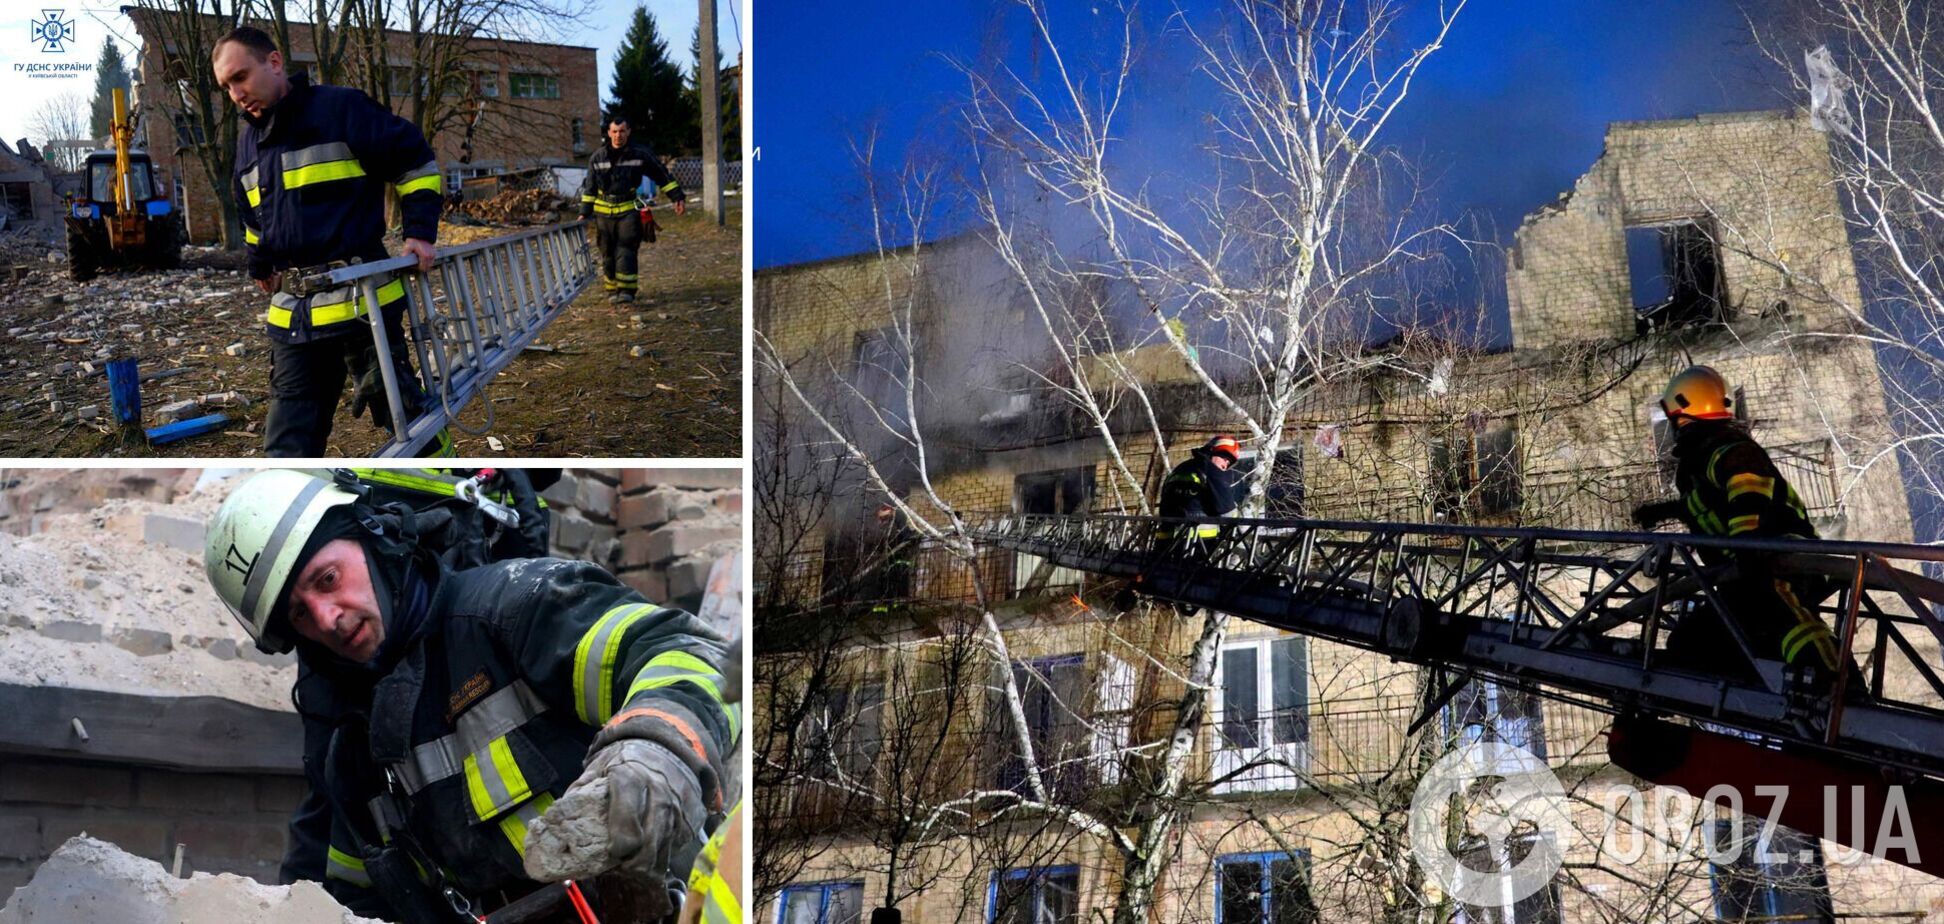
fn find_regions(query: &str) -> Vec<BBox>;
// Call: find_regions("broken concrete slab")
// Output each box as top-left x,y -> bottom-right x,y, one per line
0,835 -> 384,923
107,627 -> 173,657
141,514 -> 204,553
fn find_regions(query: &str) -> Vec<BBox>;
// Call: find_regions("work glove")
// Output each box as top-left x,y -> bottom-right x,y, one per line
1630,501 -> 1682,532
640,206 -> 659,243
524,710 -> 712,917
349,351 -> 385,421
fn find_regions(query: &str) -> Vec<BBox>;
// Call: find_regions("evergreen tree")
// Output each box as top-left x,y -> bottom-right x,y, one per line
687,22 -> 739,162
89,40 -> 132,141
605,5 -> 690,157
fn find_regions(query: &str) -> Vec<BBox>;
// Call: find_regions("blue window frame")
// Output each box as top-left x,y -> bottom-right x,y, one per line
777,880 -> 864,924
1214,851 -> 1317,924
987,865 -> 1079,924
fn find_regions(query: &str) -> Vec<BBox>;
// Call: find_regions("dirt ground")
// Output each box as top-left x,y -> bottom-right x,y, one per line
0,204 -> 740,458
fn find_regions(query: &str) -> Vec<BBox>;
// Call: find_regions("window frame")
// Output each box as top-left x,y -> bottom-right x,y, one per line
1442,676 -> 1547,760
986,864 -> 1080,924
776,879 -> 866,924
1708,818 -> 1835,924
1213,850 -> 1318,924
1210,635 -> 1310,793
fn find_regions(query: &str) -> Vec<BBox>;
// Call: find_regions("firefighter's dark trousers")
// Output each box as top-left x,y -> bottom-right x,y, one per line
593,212 -> 641,293
1666,575 -> 1843,679
264,305 -> 431,457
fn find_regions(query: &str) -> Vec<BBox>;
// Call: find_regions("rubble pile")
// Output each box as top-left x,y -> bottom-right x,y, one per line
448,187 -> 572,225
0,470 -> 294,709
0,837 -> 382,924
0,251 -> 263,452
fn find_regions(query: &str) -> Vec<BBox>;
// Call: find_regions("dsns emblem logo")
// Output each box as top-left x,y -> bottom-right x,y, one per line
31,10 -> 77,53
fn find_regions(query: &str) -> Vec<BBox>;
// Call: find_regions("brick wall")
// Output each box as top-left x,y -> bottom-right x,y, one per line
0,754 -> 304,901
543,468 -> 742,619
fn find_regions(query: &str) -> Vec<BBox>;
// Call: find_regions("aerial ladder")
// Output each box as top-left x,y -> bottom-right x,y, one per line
968,512 -> 1944,876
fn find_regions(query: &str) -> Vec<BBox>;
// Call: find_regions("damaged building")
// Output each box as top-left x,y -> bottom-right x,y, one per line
0,468 -> 742,918
752,110 -> 1938,922
0,140 -> 61,242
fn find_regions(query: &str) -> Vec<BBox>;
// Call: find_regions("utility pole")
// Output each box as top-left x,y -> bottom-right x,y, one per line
698,0 -> 724,225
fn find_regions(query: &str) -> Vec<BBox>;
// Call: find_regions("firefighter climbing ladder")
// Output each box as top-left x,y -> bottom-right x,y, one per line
298,220 -> 595,457
969,513 -> 1944,780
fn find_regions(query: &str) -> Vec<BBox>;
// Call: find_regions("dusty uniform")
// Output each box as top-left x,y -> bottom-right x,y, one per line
1669,422 -> 1839,672
579,141 -> 684,296
231,72 -> 450,457
282,557 -> 737,922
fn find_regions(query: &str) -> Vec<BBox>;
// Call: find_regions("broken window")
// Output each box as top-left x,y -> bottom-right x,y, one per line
0,184 -> 32,221
1431,422 -> 1522,520
1628,221 -> 1724,332
1710,818 -> 1834,924
1014,467 -> 1094,515
1232,448 -> 1305,519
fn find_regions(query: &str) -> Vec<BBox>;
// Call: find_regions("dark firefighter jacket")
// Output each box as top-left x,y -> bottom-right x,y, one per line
1671,421 -> 1817,546
579,141 -> 685,218
231,72 -> 443,343
1158,450 -> 1240,538
281,557 -> 737,919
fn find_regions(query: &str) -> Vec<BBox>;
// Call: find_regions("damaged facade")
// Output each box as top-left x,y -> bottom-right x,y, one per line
0,140 -> 62,241
753,110 -> 1936,922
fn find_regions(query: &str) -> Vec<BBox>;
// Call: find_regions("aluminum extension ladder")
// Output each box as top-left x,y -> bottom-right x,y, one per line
969,513 -> 1944,780
295,221 -> 595,456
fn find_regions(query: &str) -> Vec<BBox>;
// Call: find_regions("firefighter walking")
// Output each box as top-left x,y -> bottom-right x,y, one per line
1632,366 -> 1842,682
581,115 -> 686,304
213,26 -> 452,457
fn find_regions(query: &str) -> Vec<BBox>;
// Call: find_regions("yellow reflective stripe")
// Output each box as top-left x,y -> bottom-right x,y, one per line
284,159 -> 367,189
269,278 -> 408,329
396,173 -> 443,196
615,273 -> 639,281
580,194 -> 597,202
495,792 -> 554,858
660,180 -> 680,192
573,604 -> 654,724
1727,514 -> 1761,535
1725,473 -> 1774,501
244,226 -> 260,245
592,201 -> 635,215
462,736 -> 532,821
1194,525 -> 1219,538
245,186 -> 262,208
627,650 -> 738,739
704,870 -> 741,924
326,846 -> 372,887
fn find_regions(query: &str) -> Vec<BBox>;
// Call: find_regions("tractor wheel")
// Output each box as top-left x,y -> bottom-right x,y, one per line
66,223 -> 97,283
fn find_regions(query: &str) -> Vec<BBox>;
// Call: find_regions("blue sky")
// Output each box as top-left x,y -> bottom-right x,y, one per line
752,0 -> 1784,271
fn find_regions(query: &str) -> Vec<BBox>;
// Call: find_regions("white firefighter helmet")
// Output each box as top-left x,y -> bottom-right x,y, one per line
203,469 -> 360,653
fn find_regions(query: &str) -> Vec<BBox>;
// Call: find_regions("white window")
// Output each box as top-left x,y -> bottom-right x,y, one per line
1211,636 -> 1309,793
779,881 -> 864,924
1090,652 -> 1134,785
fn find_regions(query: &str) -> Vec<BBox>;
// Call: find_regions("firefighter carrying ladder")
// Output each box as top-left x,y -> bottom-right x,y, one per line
296,220 -> 595,457
969,512 -> 1944,875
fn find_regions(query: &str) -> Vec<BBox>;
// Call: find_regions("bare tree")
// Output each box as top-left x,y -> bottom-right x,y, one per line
1741,0 -> 1944,540
28,93 -> 91,173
